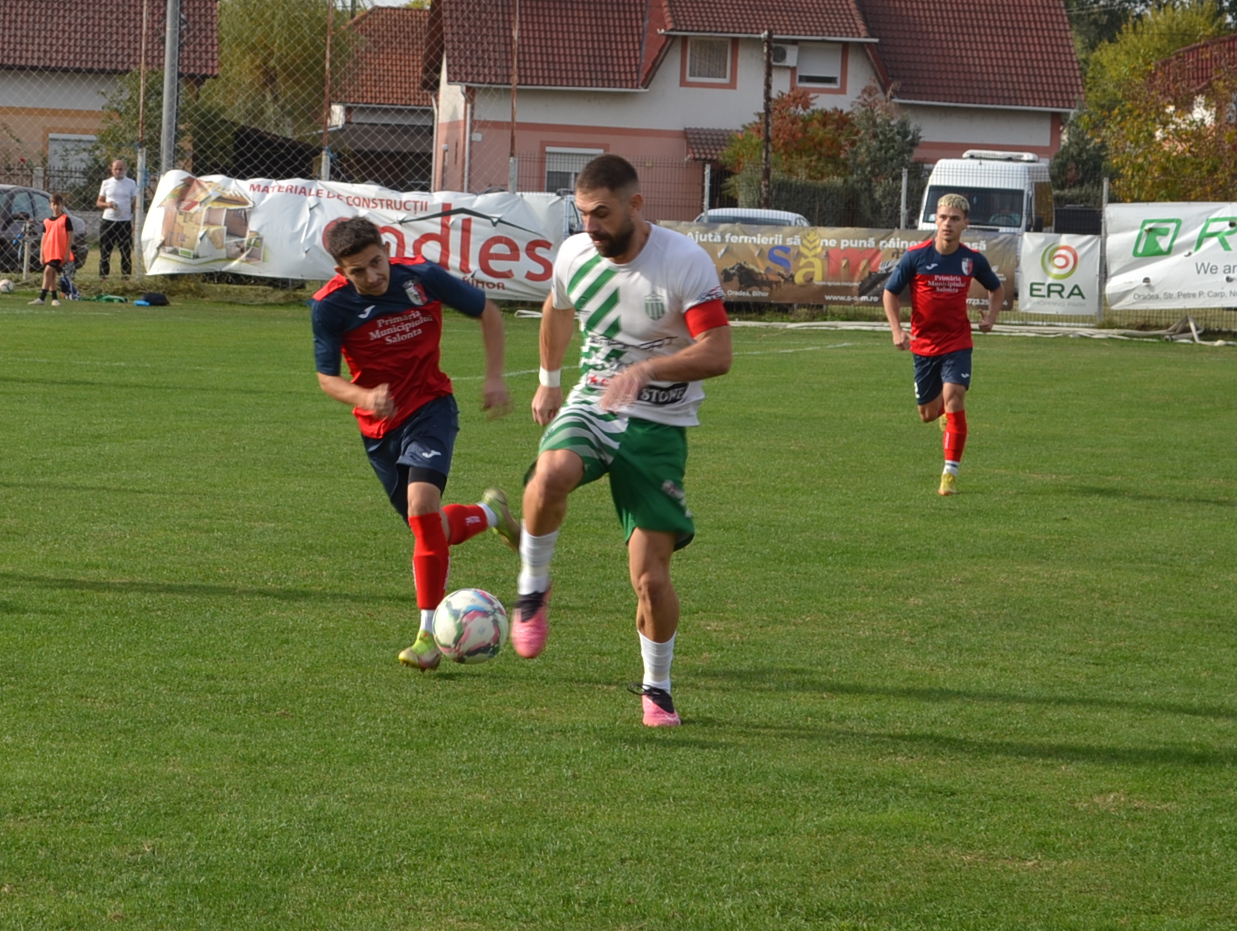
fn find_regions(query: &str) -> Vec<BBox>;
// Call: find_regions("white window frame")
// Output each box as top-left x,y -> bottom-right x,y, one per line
796,42 -> 843,88
544,147 -> 604,193
686,37 -> 731,83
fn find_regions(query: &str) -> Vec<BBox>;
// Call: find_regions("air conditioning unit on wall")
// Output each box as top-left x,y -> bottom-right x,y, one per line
771,43 -> 798,68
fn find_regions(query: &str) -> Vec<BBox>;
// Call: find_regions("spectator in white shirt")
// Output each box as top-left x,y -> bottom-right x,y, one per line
96,160 -> 139,280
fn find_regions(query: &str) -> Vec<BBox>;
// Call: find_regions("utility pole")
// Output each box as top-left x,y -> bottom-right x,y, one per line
135,0 -> 150,279
761,30 -> 772,209
508,0 -> 519,193
159,0 -> 181,177
321,0 -> 335,181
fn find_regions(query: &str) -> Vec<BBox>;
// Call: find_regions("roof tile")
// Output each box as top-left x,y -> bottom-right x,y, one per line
856,0 -> 1082,110
438,0 -> 658,89
685,127 -> 736,161
343,8 -> 434,107
1158,34 -> 1237,96
0,0 -> 218,78
663,0 -> 872,39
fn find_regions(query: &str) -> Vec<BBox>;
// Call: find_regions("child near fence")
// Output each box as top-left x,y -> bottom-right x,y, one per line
29,193 -> 73,307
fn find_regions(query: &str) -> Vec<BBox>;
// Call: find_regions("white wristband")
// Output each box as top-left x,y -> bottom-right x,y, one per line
538,367 -> 561,388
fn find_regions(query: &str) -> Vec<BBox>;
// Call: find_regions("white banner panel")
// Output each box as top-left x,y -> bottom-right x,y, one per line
1106,203 -> 1237,310
139,172 -> 569,302
1018,232 -> 1101,315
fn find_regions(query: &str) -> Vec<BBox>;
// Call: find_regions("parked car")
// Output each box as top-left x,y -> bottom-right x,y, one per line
694,208 -> 811,227
0,184 -> 90,271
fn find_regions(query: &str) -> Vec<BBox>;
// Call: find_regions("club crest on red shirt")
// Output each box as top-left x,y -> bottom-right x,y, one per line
403,280 -> 428,306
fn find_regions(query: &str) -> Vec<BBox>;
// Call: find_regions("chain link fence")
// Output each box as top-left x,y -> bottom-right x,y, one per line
1,0 -> 1232,332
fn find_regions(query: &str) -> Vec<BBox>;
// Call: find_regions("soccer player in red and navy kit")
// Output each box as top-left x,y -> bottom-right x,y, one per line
312,217 -> 521,670
882,194 -> 1005,495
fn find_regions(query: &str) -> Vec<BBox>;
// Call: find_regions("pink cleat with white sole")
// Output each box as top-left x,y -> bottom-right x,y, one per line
510,586 -> 551,658
629,684 -> 681,727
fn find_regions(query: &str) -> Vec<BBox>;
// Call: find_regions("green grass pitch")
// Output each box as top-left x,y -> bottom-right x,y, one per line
1,297 -> 1235,930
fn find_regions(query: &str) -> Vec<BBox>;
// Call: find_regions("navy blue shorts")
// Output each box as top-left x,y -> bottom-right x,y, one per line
362,393 -> 459,518
913,348 -> 972,406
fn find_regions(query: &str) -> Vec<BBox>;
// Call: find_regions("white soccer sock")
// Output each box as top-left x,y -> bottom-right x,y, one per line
944,461 -> 959,476
639,631 -> 675,692
517,525 -> 559,595
420,609 -> 435,634
478,502 -> 498,527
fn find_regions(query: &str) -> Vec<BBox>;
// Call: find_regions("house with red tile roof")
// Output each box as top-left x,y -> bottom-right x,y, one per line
421,0 -> 1082,219
1155,33 -> 1237,98
0,0 -> 218,185
329,6 -> 437,189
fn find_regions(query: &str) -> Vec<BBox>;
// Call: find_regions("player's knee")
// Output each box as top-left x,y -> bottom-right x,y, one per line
631,565 -> 672,603
529,453 -> 581,499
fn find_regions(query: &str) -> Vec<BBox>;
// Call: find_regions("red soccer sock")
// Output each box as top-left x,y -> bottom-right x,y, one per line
943,410 -> 968,465
442,503 -> 489,545
408,512 -> 449,611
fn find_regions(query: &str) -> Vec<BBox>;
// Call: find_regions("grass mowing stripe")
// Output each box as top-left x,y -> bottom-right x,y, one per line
0,299 -> 1234,929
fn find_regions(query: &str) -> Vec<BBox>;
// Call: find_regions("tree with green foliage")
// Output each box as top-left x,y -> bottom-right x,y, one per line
1106,52 -> 1237,200
1083,0 -> 1228,119
848,85 -> 922,227
1061,1 -> 1231,200
95,0 -> 356,177
202,0 -> 356,140
1063,0 -> 1144,65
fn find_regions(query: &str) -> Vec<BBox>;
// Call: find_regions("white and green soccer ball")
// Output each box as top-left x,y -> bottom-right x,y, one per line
0,279 -> 14,294
433,588 -> 509,664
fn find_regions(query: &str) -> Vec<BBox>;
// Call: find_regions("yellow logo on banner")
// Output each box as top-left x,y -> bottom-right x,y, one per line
794,228 -> 823,284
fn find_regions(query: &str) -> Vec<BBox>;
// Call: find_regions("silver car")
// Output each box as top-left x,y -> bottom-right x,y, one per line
0,184 -> 90,271
693,208 -> 811,227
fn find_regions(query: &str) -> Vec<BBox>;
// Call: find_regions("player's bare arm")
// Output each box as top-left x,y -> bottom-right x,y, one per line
531,293 -> 577,426
316,372 -> 394,419
477,298 -> 511,417
883,289 -> 911,350
600,325 -> 732,412
978,284 -> 1005,332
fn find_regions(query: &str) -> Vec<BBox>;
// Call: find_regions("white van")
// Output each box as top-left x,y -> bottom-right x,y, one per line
918,150 -> 1054,234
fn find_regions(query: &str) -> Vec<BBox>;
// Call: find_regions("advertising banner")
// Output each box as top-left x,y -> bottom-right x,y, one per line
1106,203 -> 1237,310
658,223 -> 1016,309
140,172 -> 569,302
1018,232 -> 1102,315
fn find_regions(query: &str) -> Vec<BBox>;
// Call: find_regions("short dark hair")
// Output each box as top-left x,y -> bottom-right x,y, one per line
326,217 -> 384,262
49,192 -> 65,206
575,154 -> 639,196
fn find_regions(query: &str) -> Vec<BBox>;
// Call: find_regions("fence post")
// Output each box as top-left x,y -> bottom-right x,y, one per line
900,167 -> 908,229
159,0 -> 181,177
134,147 -> 147,281
22,220 -> 33,282
32,166 -> 45,191
1098,176 -> 1109,324
702,162 -> 711,215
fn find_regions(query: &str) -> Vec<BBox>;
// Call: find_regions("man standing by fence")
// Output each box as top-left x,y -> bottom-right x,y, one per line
96,160 -> 139,281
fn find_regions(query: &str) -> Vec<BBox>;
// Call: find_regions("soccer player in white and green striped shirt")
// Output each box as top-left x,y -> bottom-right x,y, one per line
510,155 -> 732,727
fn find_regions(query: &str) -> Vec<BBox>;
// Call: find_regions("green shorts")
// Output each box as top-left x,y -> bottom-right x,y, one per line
532,398 -> 695,549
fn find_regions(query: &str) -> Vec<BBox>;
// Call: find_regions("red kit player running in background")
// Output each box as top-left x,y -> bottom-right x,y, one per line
882,193 -> 1005,495
312,218 -> 521,669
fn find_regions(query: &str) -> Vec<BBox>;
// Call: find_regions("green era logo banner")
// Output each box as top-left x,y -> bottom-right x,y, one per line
1133,219 -> 1182,258
1106,203 -> 1237,310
